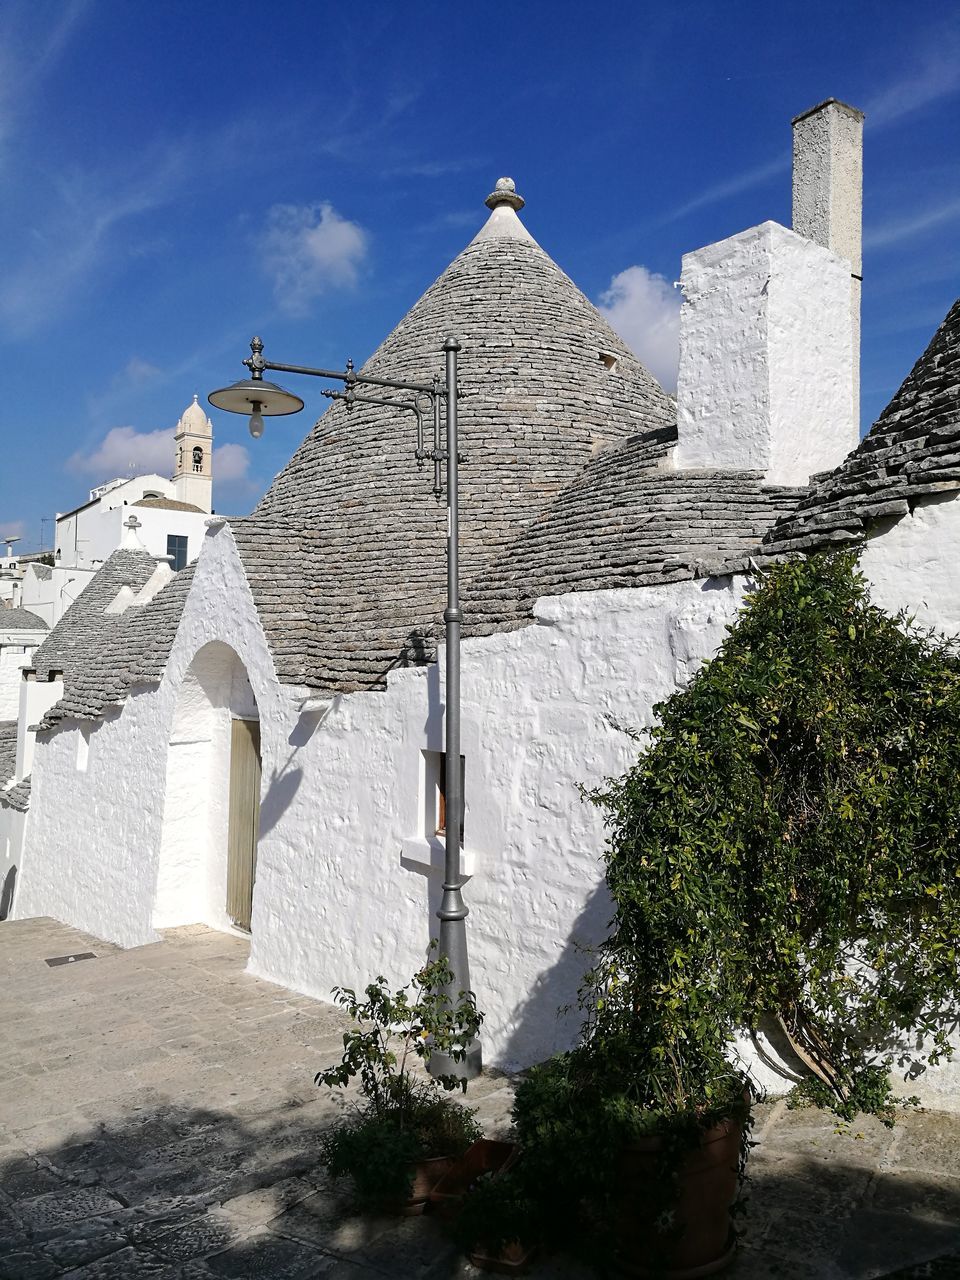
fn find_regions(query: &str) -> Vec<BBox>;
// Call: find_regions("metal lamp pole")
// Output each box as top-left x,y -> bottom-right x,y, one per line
209,336 -> 481,1081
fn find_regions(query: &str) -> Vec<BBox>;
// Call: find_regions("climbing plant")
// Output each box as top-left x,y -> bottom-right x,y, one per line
589,552 -> 960,1122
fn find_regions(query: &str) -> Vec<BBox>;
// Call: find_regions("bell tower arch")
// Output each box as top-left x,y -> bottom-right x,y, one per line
174,396 -> 213,512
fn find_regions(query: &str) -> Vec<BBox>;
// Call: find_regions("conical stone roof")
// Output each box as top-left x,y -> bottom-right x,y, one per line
244,183 -> 677,691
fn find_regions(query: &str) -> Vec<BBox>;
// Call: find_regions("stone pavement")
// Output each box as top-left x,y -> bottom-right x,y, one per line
1,919 -> 960,1279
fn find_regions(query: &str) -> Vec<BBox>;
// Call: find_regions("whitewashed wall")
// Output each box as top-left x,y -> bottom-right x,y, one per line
16,523 -> 747,1067
18,506 -> 960,1097
0,805 -> 25,921
859,495 -> 960,636
14,526 -> 282,949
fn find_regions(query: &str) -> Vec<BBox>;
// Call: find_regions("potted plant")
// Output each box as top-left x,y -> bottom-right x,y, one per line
497,552 -> 960,1274
315,947 -> 483,1213
503,979 -> 751,1277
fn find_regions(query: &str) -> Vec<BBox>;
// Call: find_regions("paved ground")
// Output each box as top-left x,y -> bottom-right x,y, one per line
2,919 -> 960,1279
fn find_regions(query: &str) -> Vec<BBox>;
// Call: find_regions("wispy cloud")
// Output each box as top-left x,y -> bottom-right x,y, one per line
865,195 -> 960,250
0,0 -> 91,160
663,156 -> 789,224
597,265 -> 682,393
260,201 -> 369,315
865,38 -> 960,127
0,145 -> 186,335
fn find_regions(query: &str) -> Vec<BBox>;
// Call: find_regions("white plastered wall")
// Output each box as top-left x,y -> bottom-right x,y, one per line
14,525 -> 278,949
243,574 -> 751,1069
14,520 -> 749,1067
0,804 -> 26,921
674,221 -> 855,485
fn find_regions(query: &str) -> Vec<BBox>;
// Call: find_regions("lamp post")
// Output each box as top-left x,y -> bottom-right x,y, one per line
209,335 -> 481,1081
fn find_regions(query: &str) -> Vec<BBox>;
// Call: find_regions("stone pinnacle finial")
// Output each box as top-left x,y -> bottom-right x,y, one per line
485,176 -> 525,211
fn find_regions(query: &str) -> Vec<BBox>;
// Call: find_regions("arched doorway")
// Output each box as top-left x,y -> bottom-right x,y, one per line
153,641 -> 262,934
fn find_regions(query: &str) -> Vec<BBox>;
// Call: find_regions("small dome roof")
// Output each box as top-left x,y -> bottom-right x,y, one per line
179,395 -> 211,432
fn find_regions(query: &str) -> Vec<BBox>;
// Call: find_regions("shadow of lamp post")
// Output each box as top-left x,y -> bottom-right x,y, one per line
208,335 -> 481,1081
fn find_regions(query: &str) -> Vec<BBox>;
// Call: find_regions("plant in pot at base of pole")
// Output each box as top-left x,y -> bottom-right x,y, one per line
315,946 -> 483,1214
505,970 -> 752,1278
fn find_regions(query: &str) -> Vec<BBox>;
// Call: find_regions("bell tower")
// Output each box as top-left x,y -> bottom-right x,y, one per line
173,396 -> 213,512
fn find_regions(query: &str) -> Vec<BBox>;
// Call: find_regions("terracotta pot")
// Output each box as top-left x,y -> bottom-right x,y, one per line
614,1115 -> 743,1277
429,1138 -> 519,1221
400,1154 -> 457,1216
468,1239 -> 538,1275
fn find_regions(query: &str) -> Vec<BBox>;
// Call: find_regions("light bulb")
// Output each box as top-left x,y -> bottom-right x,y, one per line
248,405 -> 265,439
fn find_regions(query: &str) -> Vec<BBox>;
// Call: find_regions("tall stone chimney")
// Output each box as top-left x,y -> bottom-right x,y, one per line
792,98 -> 864,433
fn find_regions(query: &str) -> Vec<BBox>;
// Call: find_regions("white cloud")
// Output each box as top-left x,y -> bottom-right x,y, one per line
261,201 -> 368,314
597,266 -> 682,393
66,426 -> 253,497
0,519 -> 26,543
68,426 -> 174,481
213,442 -> 250,483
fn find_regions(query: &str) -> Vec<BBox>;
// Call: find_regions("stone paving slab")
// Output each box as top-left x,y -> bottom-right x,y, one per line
3,918 -> 960,1278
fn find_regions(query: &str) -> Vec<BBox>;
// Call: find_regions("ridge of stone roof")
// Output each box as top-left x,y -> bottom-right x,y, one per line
463,433 -> 804,633
40,563 -> 195,730
764,297 -> 960,556
0,607 -> 48,631
242,193 -> 677,691
31,548 -> 158,685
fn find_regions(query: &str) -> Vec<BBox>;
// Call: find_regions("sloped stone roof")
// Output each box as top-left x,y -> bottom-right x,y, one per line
27,563 -> 52,581
40,564 -> 196,730
764,297 -> 960,555
237,197 -> 677,691
0,607 -> 48,631
132,497 -> 205,513
32,549 -> 158,684
464,433 -> 803,632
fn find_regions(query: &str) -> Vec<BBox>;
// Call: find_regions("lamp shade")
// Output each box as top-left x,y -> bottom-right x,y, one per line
208,378 -> 304,417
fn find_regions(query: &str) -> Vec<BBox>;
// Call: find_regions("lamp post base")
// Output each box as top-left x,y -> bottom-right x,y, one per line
428,1039 -> 483,1083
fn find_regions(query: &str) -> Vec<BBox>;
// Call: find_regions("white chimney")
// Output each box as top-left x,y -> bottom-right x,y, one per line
674,222 -> 855,486
792,98 -> 864,433
674,100 -> 864,487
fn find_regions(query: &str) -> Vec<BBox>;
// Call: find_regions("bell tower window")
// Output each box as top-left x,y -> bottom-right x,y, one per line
192,446 -> 204,473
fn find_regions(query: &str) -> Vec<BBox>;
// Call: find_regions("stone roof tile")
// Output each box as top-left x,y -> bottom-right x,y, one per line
0,607 -> 48,631
764,297 -> 960,555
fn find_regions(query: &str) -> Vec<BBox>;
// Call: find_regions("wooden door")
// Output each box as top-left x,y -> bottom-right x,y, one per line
226,718 -> 261,932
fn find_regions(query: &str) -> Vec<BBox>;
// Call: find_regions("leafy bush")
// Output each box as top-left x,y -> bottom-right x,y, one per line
322,1080 -> 481,1206
316,947 -> 483,1206
590,552 -> 960,1121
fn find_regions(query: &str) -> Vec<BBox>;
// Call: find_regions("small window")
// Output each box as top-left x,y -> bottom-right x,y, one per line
166,534 -> 188,571
192,446 -> 204,473
432,751 -> 465,847
599,350 -> 619,373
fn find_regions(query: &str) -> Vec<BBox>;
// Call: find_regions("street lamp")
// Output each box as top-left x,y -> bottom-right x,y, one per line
209,335 -> 481,1081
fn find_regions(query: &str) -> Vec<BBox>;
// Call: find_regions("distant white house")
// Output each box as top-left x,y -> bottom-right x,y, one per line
55,396 -> 215,573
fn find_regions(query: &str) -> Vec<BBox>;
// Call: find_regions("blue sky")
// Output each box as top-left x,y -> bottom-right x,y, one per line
1,0 -> 958,550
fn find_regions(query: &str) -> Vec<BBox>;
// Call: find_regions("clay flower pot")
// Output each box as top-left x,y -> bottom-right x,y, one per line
429,1138 -> 519,1221
401,1154 -> 458,1215
614,1114 -> 743,1277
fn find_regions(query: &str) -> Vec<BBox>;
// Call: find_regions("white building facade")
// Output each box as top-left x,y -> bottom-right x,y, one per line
7,103 -> 960,1107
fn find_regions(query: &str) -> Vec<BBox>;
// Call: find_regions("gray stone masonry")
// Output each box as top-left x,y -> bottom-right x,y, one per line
764,296 -> 960,559
2,918 -> 960,1277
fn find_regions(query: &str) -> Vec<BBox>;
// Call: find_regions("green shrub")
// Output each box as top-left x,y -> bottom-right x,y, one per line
590,552 -> 960,1121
